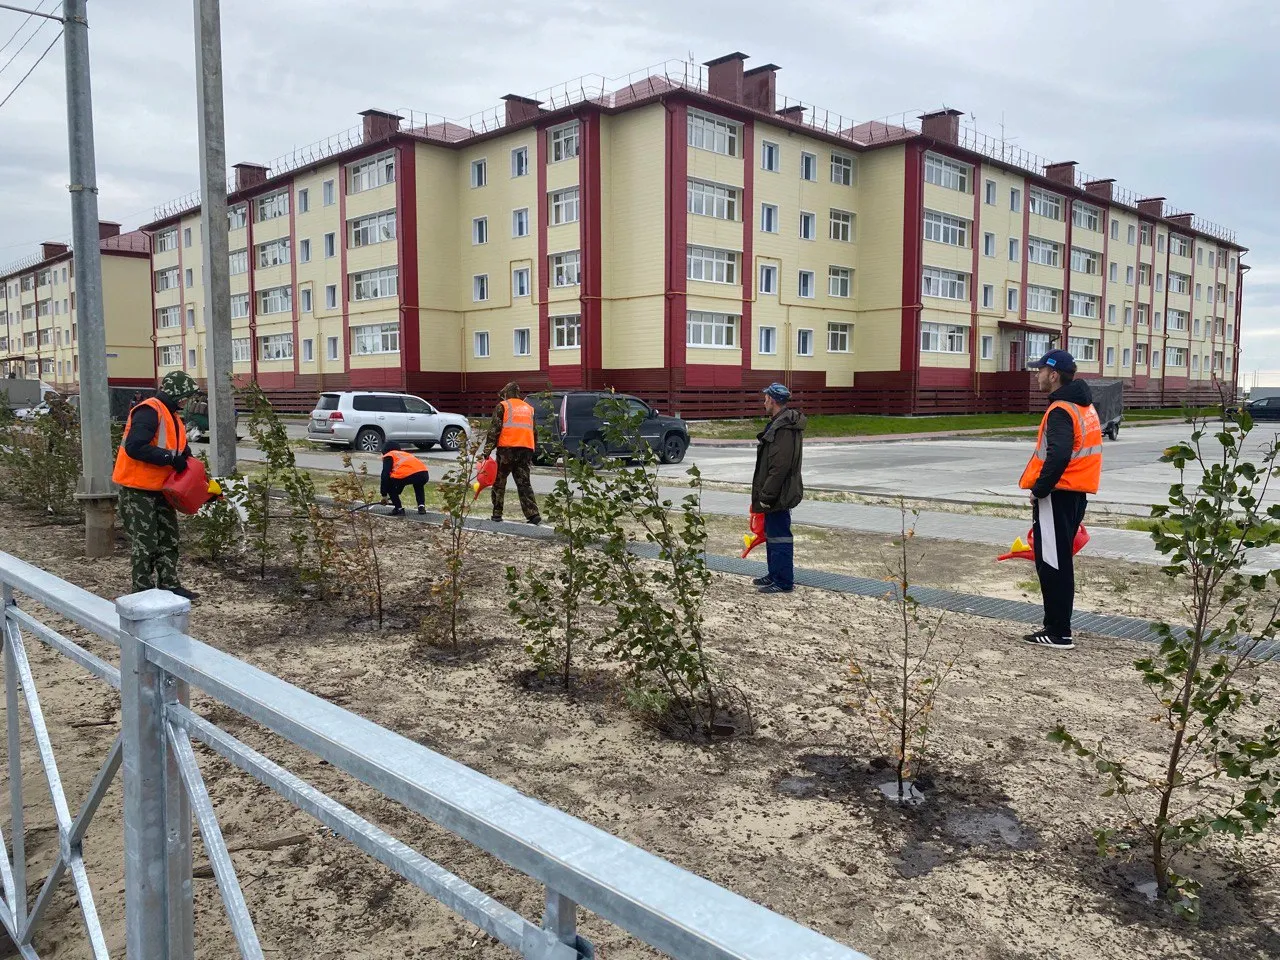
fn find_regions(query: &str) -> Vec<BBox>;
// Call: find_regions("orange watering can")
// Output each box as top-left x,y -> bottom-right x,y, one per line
741,509 -> 767,558
997,525 -> 1090,561
471,456 -> 498,501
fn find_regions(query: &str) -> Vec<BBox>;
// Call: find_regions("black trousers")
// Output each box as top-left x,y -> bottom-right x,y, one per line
386,470 -> 429,509
1033,490 -> 1088,637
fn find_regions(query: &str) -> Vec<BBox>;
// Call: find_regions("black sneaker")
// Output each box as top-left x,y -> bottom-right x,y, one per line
490,515 -> 503,523
752,575 -> 774,587
417,505 -> 426,515
391,507 -> 406,516
527,516 -> 542,526
166,586 -> 200,602
758,583 -> 793,594
1022,630 -> 1074,650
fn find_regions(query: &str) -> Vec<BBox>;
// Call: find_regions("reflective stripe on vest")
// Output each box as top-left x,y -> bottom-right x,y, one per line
497,398 -> 536,450
1018,400 -> 1102,494
112,397 -> 186,492
384,449 -> 427,480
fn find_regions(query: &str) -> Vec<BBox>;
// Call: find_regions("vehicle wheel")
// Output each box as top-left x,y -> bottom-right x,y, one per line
440,426 -> 464,451
582,438 -> 607,466
354,427 -> 384,453
1106,424 -> 1120,441
415,442 -> 437,451
659,433 -> 688,464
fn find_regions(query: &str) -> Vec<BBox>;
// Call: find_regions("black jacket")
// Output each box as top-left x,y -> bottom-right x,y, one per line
122,392 -> 191,467
1033,377 -> 1094,499
752,407 -> 806,513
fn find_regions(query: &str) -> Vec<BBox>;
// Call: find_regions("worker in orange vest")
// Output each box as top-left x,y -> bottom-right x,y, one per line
480,382 -> 541,525
1018,350 -> 1102,650
380,441 -> 429,515
112,372 -> 199,600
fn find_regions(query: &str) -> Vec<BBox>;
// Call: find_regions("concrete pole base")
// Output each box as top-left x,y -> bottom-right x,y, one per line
84,497 -> 116,559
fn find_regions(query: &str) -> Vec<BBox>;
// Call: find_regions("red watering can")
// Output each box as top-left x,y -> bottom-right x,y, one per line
161,457 -> 222,515
997,525 -> 1090,562
741,509 -> 767,558
471,456 -> 498,501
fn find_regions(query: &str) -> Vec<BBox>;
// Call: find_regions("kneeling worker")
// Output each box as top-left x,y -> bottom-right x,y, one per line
113,372 -> 199,600
380,441 -> 430,515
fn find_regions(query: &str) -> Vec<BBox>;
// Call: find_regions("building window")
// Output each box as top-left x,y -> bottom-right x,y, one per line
1027,285 -> 1060,313
230,294 -> 249,319
325,285 -> 337,309
255,238 -> 291,268
761,140 -> 779,172
1157,233 -> 1166,253
513,207 -> 530,238
758,325 -> 776,355
686,310 -> 738,349
350,152 -> 395,194
232,338 -> 251,363
922,267 -> 968,300
827,322 -> 851,353
326,336 -> 339,361
349,211 -> 396,247
1027,237 -> 1061,267
256,285 -> 292,315
924,210 -> 970,247
298,338 -> 312,363
550,122 -> 580,162
466,158 -> 487,189
511,146 -> 528,178
981,334 -> 994,360
352,322 -> 399,355
322,180 -> 335,206
687,246 -> 738,284
1124,305 -> 1133,326
182,227 -> 193,248
474,331 -> 490,358
1072,203 -> 1101,231
551,251 -> 581,287
156,229 -> 178,252
830,153 -> 855,185
1136,343 -> 1148,365
1208,250 -> 1215,268
1170,234 -> 1190,257
1010,187 -> 1022,212
1106,345 -> 1116,367
686,109 -> 738,156
1028,187 -> 1063,220
155,267 -> 180,292
1126,265 -> 1134,285
758,263 -> 777,295
1193,317 -> 1201,337
472,274 -> 489,302
1156,273 -> 1164,293
1007,284 -> 1020,312
512,267 -> 530,298
1169,272 -> 1190,294
1155,311 -> 1162,330
797,328 -> 814,356
301,286 -> 313,313
1167,309 -> 1188,331
1138,264 -> 1150,286
1068,336 -> 1097,361
687,180 -> 737,220
351,266 -> 398,302
920,322 -> 967,353
1107,304 -> 1116,325
800,151 -> 818,181
297,188 -> 309,214
984,180 -> 996,205
254,191 -> 290,222
552,315 -> 581,348
1195,282 -> 1202,301
156,305 -> 181,329
258,333 -> 294,361
513,327 -> 531,356
983,232 -> 996,257
551,187 -> 581,225
830,209 -> 854,242
1109,262 -> 1118,282
184,268 -> 195,288
924,153 -> 969,192
1009,237 -> 1020,262
1127,224 -> 1136,245
1110,219 -> 1119,240
1069,247 -> 1100,275
299,238 -> 311,263
1166,346 -> 1186,368
982,283 -> 994,308
798,270 -> 815,299
799,211 -> 817,240
324,233 -> 336,259
473,217 -> 489,245
158,344 -> 182,367
760,203 -> 778,233
828,266 -> 851,298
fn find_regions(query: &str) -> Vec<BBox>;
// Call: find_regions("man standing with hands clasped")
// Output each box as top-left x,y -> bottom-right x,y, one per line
1019,349 -> 1102,650
751,382 -> 806,594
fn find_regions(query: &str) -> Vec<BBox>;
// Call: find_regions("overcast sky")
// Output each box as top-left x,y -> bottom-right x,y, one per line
0,0 -> 1275,379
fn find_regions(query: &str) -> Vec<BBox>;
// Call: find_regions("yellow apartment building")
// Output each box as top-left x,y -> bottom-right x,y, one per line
142,53 -> 1247,415
0,223 -> 155,391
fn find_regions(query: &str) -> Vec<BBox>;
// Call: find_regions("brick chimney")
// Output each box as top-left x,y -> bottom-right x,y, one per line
742,63 -> 779,113
918,108 -> 963,145
40,242 -> 69,260
359,109 -> 402,143
1137,197 -> 1165,218
501,94 -> 543,126
97,221 -> 121,240
1167,213 -> 1194,228
1083,179 -> 1115,202
704,52 -> 747,103
776,104 -> 807,122
233,163 -> 269,192
1043,161 -> 1077,187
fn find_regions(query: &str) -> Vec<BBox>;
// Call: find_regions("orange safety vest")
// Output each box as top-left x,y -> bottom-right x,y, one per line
112,397 -> 187,492
383,449 -> 427,480
497,398 -> 535,450
1019,400 -> 1102,494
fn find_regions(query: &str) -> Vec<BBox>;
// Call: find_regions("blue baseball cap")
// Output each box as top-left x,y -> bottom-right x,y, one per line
763,382 -> 791,402
1028,349 -> 1076,374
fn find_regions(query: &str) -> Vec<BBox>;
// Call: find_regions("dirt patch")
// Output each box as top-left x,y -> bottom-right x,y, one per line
1,499 -> 1278,959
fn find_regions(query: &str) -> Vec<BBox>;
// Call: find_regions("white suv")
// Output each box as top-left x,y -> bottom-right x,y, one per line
307,391 -> 471,452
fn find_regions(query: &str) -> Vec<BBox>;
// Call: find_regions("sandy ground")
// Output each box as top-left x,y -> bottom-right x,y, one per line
1,499 -> 1278,960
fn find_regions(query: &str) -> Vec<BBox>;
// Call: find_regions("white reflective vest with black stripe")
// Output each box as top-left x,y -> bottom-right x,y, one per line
1018,400 -> 1102,494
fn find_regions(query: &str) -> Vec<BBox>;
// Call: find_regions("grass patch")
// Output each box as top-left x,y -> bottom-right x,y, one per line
1123,516 -> 1280,538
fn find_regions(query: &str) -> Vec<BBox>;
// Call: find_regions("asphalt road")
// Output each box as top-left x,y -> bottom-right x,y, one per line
258,419 -> 1280,511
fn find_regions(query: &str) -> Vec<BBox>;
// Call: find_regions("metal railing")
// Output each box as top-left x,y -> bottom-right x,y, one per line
0,549 -> 871,960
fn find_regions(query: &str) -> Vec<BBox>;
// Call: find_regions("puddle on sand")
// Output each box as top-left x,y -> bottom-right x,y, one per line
878,780 -> 927,807
942,806 -> 1039,851
776,775 -> 822,799
895,841 -> 949,879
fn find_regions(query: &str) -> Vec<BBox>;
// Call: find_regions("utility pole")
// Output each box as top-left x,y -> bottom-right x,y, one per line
63,0 -> 115,557
194,0 -> 235,476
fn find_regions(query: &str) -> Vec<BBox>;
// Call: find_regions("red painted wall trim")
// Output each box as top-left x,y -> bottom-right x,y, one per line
579,111 -> 604,388
1062,199 -> 1073,350
899,143 -> 925,390
969,161 -> 981,389
396,142 -> 420,389
536,122 -> 551,376
148,243 -> 159,384
288,179 -> 300,379
1100,209 -> 1110,374
740,118 -> 755,378
1018,182 -> 1031,323
663,101 -> 689,405
1161,227 -> 1172,403
246,204 -> 259,381
338,167 -> 350,381
177,228 -> 187,377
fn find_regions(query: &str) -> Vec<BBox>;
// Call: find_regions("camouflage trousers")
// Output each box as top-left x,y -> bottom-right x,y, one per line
118,486 -> 181,593
491,448 -> 540,522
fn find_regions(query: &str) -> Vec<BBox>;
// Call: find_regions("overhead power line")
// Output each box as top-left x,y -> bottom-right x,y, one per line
0,11 -> 53,80
0,26 -> 60,112
0,0 -> 57,60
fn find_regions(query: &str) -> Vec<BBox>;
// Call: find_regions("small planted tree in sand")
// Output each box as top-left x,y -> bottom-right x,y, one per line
424,433 -> 485,648
327,456 -> 385,629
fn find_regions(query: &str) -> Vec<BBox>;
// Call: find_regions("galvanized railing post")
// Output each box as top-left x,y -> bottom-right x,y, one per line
1,584 -> 25,945
544,889 -> 592,958
117,589 -> 193,960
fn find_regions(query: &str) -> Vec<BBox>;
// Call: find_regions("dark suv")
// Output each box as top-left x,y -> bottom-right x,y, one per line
528,391 -> 689,464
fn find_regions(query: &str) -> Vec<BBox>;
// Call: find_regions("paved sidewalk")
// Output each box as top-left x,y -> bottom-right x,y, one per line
690,418 -> 1187,447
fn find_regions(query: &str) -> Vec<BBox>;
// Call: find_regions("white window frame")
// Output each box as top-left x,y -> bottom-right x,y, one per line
472,274 -> 489,302
550,123 -> 580,162
828,266 -> 851,298
981,334 -> 994,360
686,311 -> 739,349
1068,336 -> 1098,362
297,188 -> 310,214
470,158 -> 488,188
302,338 -> 314,362
512,267 -> 530,298
798,270 -> 815,299
300,286 -> 313,314
1026,284 -> 1061,314
326,336 -> 340,361
349,211 -> 397,248
686,110 -> 738,156
982,283 -> 995,308
1105,345 -> 1116,367
256,285 -> 292,315
686,246 -> 738,284
984,180 -> 997,205
800,151 -> 818,182
511,146 -> 529,178
1069,246 -> 1100,275
983,232 -> 996,257
924,153 -> 970,192
155,229 -> 178,252
350,266 -> 398,302
1007,285 -> 1020,312
758,263 -> 777,295
324,285 -> 337,310
257,333 -> 294,362
158,344 -> 182,367
760,203 -> 778,233
254,190 -> 290,222
230,294 -> 249,320
796,328 -> 814,357
1072,203 -> 1101,231
322,181 -> 335,207
351,322 -> 400,356
1028,187 -> 1063,220
513,327 -> 531,357
924,210 -> 970,247
512,207 -> 530,238
1027,237 -> 1061,267
348,152 -> 395,194
551,251 -> 581,287
758,325 -> 776,355
830,209 -> 853,242
324,233 -> 336,259
920,322 -> 967,354
827,322 -> 851,353
921,266 -> 968,301
760,140 -> 779,172
232,338 -> 251,363
551,186 -> 581,225
687,180 -> 737,220
255,237 -> 291,269
552,315 -> 581,349
799,211 -> 817,240
299,238 -> 311,264
473,331 -> 490,359
472,217 -> 489,245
